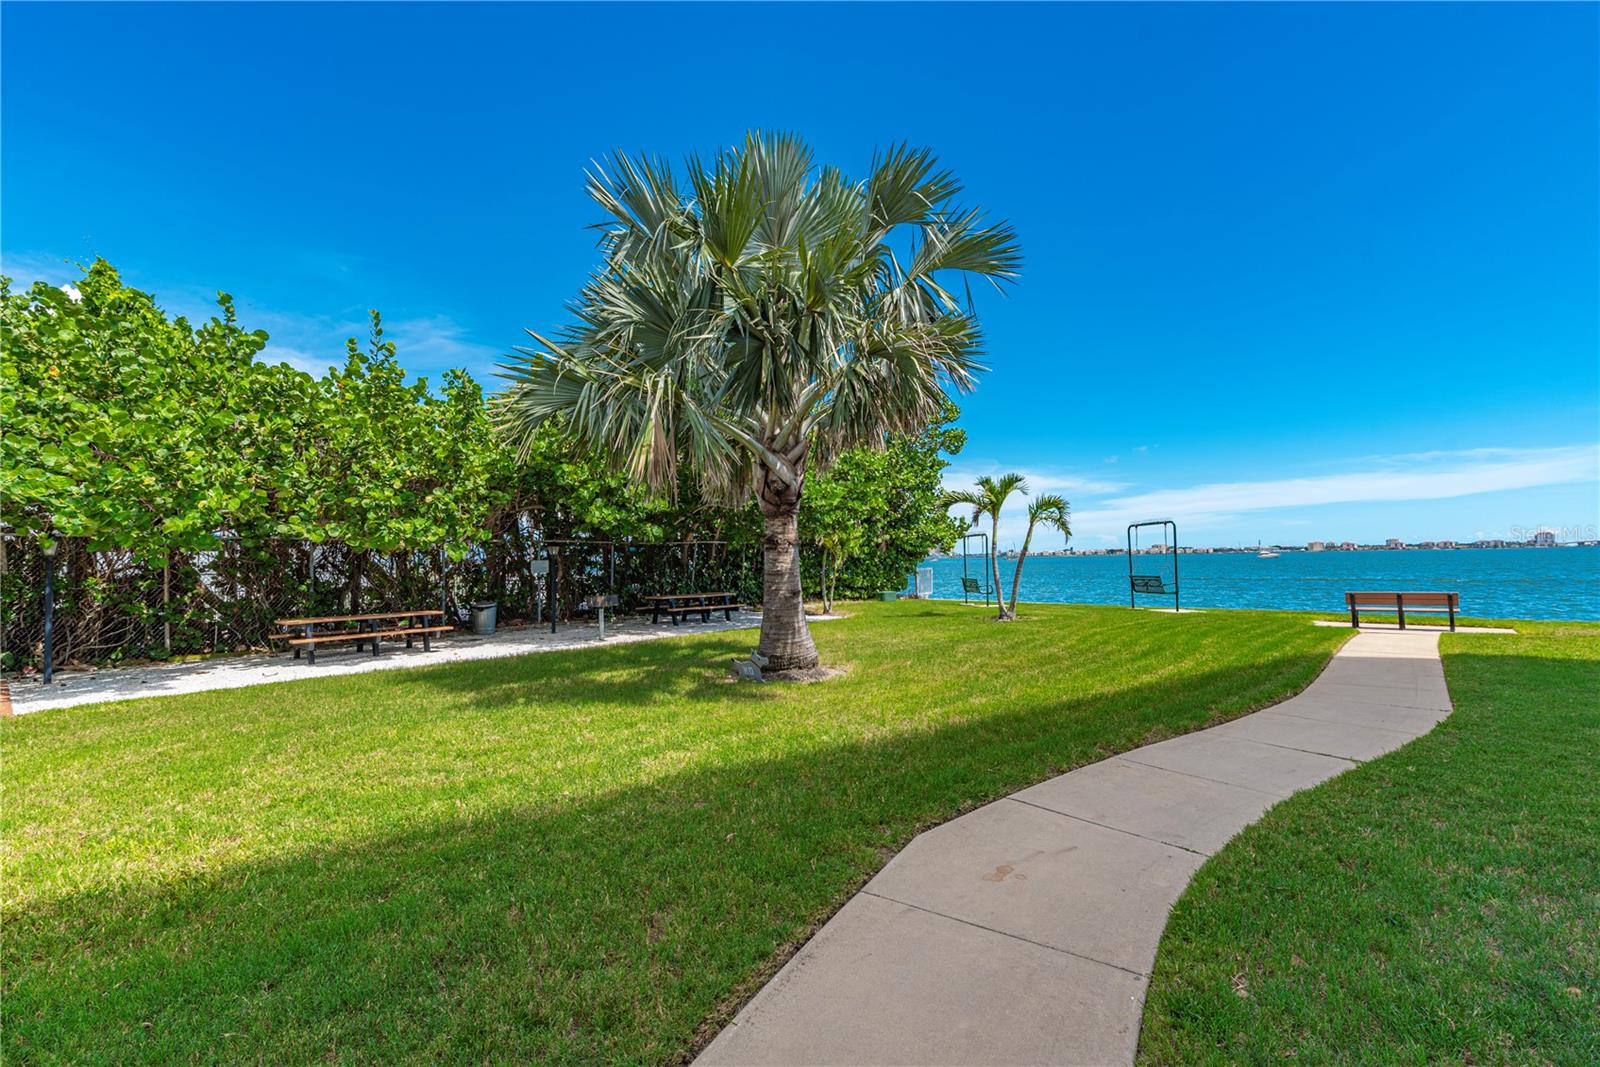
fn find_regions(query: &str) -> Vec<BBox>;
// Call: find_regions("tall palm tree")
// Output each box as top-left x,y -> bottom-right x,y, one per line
496,132 -> 1020,672
945,473 -> 1027,620
1009,493 -> 1070,617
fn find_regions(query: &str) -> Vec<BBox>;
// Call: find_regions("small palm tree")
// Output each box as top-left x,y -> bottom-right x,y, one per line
946,473 -> 1027,620
497,132 -> 1020,672
1008,493 -> 1070,617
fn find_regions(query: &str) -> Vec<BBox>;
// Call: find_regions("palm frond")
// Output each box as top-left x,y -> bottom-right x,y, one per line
498,131 -> 1021,507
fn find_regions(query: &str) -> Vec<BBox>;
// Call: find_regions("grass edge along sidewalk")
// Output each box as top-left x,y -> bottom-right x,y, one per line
3,602 -> 1342,1065
1138,619 -> 1600,1064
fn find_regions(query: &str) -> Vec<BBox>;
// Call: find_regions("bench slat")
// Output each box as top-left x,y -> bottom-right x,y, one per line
275,610 -> 444,626
283,625 -> 454,647
1345,590 -> 1459,631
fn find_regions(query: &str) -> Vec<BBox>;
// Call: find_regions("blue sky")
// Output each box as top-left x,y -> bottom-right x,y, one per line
5,2 -> 1596,548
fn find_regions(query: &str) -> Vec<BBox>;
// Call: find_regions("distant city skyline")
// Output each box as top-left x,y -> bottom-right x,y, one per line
942,530 -> 1593,557
4,4 -> 1596,550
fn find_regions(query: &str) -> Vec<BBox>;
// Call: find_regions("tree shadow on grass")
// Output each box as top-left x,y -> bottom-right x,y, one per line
383,630 -> 773,710
6,644 -> 1338,1066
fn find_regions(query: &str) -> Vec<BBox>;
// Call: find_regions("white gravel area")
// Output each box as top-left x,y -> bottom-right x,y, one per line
10,610 -> 835,715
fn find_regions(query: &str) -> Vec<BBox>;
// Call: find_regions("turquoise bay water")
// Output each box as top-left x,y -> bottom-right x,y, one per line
912,546 -> 1600,621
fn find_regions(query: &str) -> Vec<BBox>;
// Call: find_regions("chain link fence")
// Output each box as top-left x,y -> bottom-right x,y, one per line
2,533 -> 769,676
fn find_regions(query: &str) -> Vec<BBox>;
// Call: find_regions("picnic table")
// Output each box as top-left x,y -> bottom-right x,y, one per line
273,609 -> 453,665
641,593 -> 739,625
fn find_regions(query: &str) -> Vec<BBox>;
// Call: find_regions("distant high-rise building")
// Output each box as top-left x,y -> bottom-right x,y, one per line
1534,530 -> 1557,547
1385,538 -> 1404,550
1307,541 -> 1326,552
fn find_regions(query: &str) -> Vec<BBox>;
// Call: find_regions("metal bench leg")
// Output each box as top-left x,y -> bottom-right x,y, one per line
1397,598 -> 1406,630
1350,604 -> 1360,629
1449,604 -> 1456,631
305,624 -> 316,666
423,630 -> 432,651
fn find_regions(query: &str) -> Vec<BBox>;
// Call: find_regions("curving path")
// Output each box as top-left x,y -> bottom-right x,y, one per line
697,628 -> 1476,1066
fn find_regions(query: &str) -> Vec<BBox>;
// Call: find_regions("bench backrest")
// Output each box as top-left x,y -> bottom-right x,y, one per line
1345,591 -> 1459,607
960,577 -> 983,594
1130,575 -> 1168,594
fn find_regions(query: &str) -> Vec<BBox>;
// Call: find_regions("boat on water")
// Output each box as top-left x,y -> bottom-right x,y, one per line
1257,540 -> 1280,559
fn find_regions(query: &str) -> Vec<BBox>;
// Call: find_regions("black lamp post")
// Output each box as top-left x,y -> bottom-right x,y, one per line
41,539 -> 58,685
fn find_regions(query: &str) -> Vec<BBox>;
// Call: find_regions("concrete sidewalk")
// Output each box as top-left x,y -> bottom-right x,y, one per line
697,629 -> 1459,1066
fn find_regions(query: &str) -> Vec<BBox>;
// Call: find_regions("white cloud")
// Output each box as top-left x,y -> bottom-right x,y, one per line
942,465 -> 1128,500
944,445 -> 1598,549
256,344 -> 336,377
3,251 -> 501,382
1071,445 -> 1599,536
1,251 -> 84,288
941,465 -> 1132,549
382,315 -> 502,374
246,309 -> 501,381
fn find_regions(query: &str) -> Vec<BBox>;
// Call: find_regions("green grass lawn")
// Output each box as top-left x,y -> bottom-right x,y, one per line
1139,620 -> 1600,1065
3,601 -> 1344,1064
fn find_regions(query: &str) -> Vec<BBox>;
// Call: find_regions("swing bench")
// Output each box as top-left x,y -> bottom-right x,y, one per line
1127,519 -> 1181,611
1130,574 -> 1171,595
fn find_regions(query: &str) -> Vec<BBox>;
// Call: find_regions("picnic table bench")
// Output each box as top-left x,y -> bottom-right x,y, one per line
1345,590 -> 1459,631
641,593 -> 739,625
273,610 -> 453,664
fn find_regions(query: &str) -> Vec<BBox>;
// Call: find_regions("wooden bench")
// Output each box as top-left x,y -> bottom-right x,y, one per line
273,610 -> 454,664
641,593 -> 739,625
1345,591 -> 1459,631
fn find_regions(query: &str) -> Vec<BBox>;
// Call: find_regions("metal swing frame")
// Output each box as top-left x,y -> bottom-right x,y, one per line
960,531 -> 992,606
1127,519 -> 1180,611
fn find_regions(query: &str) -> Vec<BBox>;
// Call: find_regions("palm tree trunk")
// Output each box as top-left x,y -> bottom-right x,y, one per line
990,513 -> 1012,620
1009,523 -> 1036,616
756,479 -> 819,672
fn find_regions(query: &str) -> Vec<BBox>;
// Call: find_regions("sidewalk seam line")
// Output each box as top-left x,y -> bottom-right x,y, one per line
858,889 -> 1149,980
1191,734 -> 1366,764
1264,708 -> 1428,736
1113,756 -> 1295,797
1004,797 -> 1210,857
